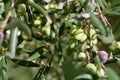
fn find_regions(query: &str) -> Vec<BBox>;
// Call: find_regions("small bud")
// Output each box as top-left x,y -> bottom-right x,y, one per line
86,63 -> 97,75
99,51 -> 108,63
0,32 -> 4,42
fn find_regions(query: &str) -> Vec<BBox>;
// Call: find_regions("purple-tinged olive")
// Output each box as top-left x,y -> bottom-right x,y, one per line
98,51 -> 108,63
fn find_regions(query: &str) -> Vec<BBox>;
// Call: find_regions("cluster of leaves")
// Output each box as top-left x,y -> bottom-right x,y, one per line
0,0 -> 120,80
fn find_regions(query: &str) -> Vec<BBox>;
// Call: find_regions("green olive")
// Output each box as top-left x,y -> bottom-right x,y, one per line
17,4 -> 26,15
86,63 -> 97,75
32,27 -> 43,40
70,41 -> 78,49
97,68 -> 105,77
92,38 -> 97,45
77,52 -> 86,61
74,28 -> 87,42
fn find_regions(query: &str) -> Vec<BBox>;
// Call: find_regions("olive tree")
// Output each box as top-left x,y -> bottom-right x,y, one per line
0,0 -> 120,80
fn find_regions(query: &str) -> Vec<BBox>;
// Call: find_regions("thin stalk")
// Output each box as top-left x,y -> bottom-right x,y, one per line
89,24 -> 93,62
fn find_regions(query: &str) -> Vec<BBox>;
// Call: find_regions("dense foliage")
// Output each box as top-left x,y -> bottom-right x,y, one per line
0,0 -> 120,80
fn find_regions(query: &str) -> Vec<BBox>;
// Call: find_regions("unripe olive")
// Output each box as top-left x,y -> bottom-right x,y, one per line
97,68 -> 105,77
92,29 -> 97,39
50,4 -> 58,9
86,63 -> 97,75
92,38 -> 97,45
0,32 -> 4,42
32,27 -> 43,40
70,41 -> 78,49
77,52 -> 86,61
17,4 -> 26,15
34,19 -> 41,27
74,28 -> 87,42
98,51 -> 108,63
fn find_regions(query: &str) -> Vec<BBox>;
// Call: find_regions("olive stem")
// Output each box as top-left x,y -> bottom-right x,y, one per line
89,24 -> 93,62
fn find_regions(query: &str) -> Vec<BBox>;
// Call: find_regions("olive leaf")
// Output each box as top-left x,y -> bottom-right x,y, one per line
90,13 -> 107,35
105,67 -> 119,80
6,17 -> 32,39
11,58 -> 40,67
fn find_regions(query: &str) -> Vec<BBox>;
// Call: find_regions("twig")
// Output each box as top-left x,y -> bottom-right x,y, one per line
0,0 -> 15,32
96,3 -> 107,26
0,12 -> 12,32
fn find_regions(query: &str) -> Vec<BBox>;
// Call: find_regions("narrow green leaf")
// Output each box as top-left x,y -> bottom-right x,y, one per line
95,0 -> 105,9
113,23 -> 120,40
105,67 -> 119,80
74,74 -> 92,80
100,35 -> 112,44
11,58 -> 40,67
5,18 -> 20,30
24,12 -> 29,23
18,18 -> 32,39
27,0 -> 52,24
78,0 -> 95,10
4,0 -> 11,16
106,11 -> 120,16
1,57 -> 8,80
9,27 -> 18,58
27,52 -> 41,61
21,48 -> 32,53
6,17 -> 32,39
94,54 -> 102,70
90,13 -> 107,35
117,58 -> 120,68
